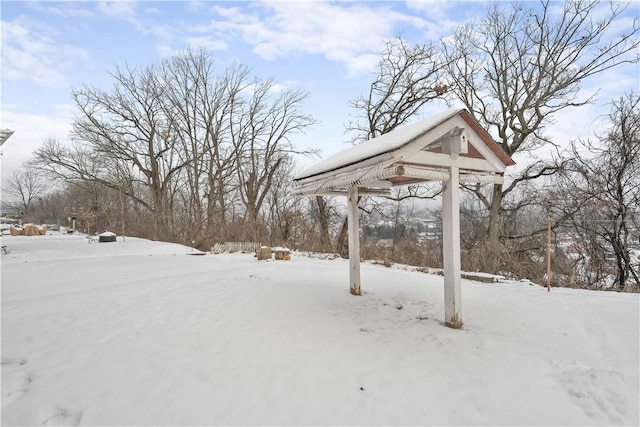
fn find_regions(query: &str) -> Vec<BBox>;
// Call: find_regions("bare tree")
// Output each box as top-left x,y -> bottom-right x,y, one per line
313,195 -> 334,252
34,60 -> 193,241
157,50 -> 251,235
562,92 -> 640,290
346,37 -> 451,142
32,49 -> 318,246
2,164 -> 48,218
233,79 -> 317,241
337,37 -> 448,255
263,156 -> 301,245
442,0 -> 640,255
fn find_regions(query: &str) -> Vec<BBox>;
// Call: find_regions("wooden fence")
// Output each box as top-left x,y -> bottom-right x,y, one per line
211,242 -> 261,254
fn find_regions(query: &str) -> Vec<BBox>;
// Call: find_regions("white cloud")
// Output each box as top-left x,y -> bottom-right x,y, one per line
95,0 -> 165,42
83,1 -> 458,77
0,19 -> 89,88
341,53 -> 381,76
144,7 -> 162,15
199,2 -> 431,76
187,1 -> 205,13
405,0 -> 453,21
265,78 -> 306,95
27,1 -> 95,19
96,1 -> 137,22
92,2 -> 180,58
0,105 -> 75,180
209,5 -> 246,21
52,7 -> 94,19
184,36 -> 227,52
145,24 -> 178,57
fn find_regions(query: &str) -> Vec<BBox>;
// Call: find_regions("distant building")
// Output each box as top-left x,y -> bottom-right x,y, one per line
0,129 -> 15,146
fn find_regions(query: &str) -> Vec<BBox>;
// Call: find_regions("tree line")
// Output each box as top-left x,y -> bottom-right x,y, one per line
3,0 -> 639,290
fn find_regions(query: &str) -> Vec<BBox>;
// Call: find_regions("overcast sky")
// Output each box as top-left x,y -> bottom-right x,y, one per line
1,0 -> 639,182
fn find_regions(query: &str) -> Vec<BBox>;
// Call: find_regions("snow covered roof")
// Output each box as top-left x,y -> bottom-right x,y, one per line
0,129 -> 15,146
293,109 -> 514,195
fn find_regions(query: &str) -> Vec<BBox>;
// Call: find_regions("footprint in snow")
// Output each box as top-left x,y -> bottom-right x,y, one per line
40,404 -> 85,427
559,366 -> 629,425
2,374 -> 35,407
1,356 -> 27,367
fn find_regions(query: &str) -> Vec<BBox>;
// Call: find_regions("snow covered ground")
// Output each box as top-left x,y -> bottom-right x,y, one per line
1,234 -> 638,426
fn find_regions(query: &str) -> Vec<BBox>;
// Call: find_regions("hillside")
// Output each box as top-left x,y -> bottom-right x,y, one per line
2,234 -> 638,426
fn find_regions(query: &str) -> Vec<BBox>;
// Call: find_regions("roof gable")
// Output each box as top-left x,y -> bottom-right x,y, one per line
459,110 -> 515,167
293,109 -> 515,195
297,109 -> 462,180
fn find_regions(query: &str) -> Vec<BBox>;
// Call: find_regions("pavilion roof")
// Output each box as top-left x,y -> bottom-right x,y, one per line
293,109 -> 514,196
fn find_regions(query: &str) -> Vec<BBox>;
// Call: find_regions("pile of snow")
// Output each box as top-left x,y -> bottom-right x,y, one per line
2,234 -> 638,425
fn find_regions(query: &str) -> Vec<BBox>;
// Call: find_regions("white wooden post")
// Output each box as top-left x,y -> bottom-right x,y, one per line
347,186 -> 361,295
442,166 -> 462,328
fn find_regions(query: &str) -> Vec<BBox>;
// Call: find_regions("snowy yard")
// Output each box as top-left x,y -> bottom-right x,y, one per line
1,234 -> 638,426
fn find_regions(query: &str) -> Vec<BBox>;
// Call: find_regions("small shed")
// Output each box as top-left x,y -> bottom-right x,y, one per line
292,108 -> 514,328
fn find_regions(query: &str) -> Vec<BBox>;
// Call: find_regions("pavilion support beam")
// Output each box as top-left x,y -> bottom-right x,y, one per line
442,166 -> 462,328
347,186 -> 361,296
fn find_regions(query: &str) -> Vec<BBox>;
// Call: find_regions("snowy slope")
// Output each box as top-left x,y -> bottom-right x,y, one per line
1,234 -> 638,426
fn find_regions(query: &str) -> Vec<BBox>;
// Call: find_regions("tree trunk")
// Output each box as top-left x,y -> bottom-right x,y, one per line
315,196 -> 332,252
485,183 -> 504,273
335,217 -> 349,258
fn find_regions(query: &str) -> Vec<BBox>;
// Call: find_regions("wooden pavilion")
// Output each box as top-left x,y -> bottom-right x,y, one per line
293,108 -> 514,328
